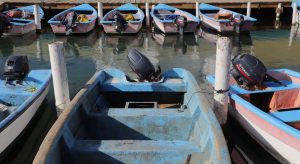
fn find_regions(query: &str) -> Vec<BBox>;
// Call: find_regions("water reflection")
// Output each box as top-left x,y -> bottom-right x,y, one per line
289,25 -> 300,47
151,32 -> 198,55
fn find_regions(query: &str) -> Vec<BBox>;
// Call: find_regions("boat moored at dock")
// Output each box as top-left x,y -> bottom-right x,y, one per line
34,49 -> 230,164
1,5 -> 43,36
101,3 -> 144,34
199,3 -> 256,33
0,55 -> 51,154
207,54 -> 300,163
151,4 -> 200,34
48,4 -> 97,35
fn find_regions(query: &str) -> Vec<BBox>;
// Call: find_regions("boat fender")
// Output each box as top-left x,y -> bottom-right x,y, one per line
3,55 -> 29,84
231,53 -> 266,87
127,49 -> 161,82
114,11 -> 127,33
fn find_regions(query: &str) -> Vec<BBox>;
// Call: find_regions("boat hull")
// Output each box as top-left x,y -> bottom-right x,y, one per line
231,95 -> 300,163
207,69 -> 300,163
200,15 -> 255,33
0,85 -> 50,153
50,20 -> 96,34
3,22 -> 36,36
34,68 -> 230,164
102,22 -> 143,34
153,20 -> 198,34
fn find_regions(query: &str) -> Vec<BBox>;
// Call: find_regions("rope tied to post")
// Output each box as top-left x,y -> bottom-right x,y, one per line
214,88 -> 230,94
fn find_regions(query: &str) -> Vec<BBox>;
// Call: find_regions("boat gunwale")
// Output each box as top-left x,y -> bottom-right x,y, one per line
0,70 -> 52,133
48,4 -> 97,24
100,3 -> 145,24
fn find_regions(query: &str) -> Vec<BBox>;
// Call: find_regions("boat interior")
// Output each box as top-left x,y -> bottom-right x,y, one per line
154,9 -> 195,22
104,9 -> 142,22
52,10 -> 95,22
45,69 -> 226,163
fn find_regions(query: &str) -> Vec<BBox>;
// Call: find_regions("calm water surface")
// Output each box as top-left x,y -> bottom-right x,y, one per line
0,26 -> 300,163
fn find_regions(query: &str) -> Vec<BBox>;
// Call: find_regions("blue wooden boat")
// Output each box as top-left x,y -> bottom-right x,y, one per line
2,5 -> 44,36
101,3 -> 145,34
199,3 -> 256,33
151,4 -> 200,34
0,57 -> 51,154
48,4 -> 97,35
34,50 -> 229,163
207,69 -> 300,163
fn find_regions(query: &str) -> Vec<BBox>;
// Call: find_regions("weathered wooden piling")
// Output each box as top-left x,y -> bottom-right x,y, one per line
213,37 -> 232,126
146,2 -> 150,28
97,2 -> 103,25
49,41 -> 70,115
292,2 -> 298,25
247,2 -> 251,17
33,4 -> 41,33
276,3 -> 282,21
195,2 -> 199,18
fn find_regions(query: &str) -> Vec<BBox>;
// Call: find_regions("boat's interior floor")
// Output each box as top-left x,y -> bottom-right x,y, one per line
63,91 -> 206,163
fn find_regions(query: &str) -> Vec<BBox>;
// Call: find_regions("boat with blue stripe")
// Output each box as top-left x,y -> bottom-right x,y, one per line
151,4 -> 200,34
1,5 -> 43,36
34,49 -> 229,164
199,3 -> 256,33
207,68 -> 300,163
48,4 -> 97,35
101,3 -> 144,34
0,56 -> 51,154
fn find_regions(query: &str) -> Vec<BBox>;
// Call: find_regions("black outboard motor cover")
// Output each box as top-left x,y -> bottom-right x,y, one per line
176,16 -> 187,35
233,14 -> 244,33
0,13 -> 11,36
231,53 -> 266,86
3,55 -> 29,82
114,11 -> 127,33
127,49 -> 161,82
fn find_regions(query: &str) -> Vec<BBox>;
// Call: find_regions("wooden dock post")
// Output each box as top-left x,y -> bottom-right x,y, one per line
247,2 -> 251,17
146,2 -> 150,28
33,4 -> 41,33
276,3 -> 282,21
49,41 -> 70,115
213,37 -> 232,126
196,2 -> 199,18
97,2 -> 103,25
292,2 -> 298,25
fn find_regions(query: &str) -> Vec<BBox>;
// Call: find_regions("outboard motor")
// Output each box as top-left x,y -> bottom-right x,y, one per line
61,10 -> 77,35
231,53 -> 266,87
232,14 -> 244,33
176,16 -> 187,35
3,55 -> 29,84
114,12 -> 127,33
0,13 -> 11,36
127,49 -> 161,82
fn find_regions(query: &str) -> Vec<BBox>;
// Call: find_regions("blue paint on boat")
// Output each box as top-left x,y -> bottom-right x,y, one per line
3,5 -> 44,26
101,3 -> 144,24
207,69 -> 300,94
0,70 -> 51,131
48,4 -> 97,24
199,3 -> 257,22
151,4 -> 200,23
34,68 -> 230,164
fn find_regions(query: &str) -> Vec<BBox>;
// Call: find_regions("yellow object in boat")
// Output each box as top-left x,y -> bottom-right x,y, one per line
77,14 -> 89,22
125,13 -> 135,21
